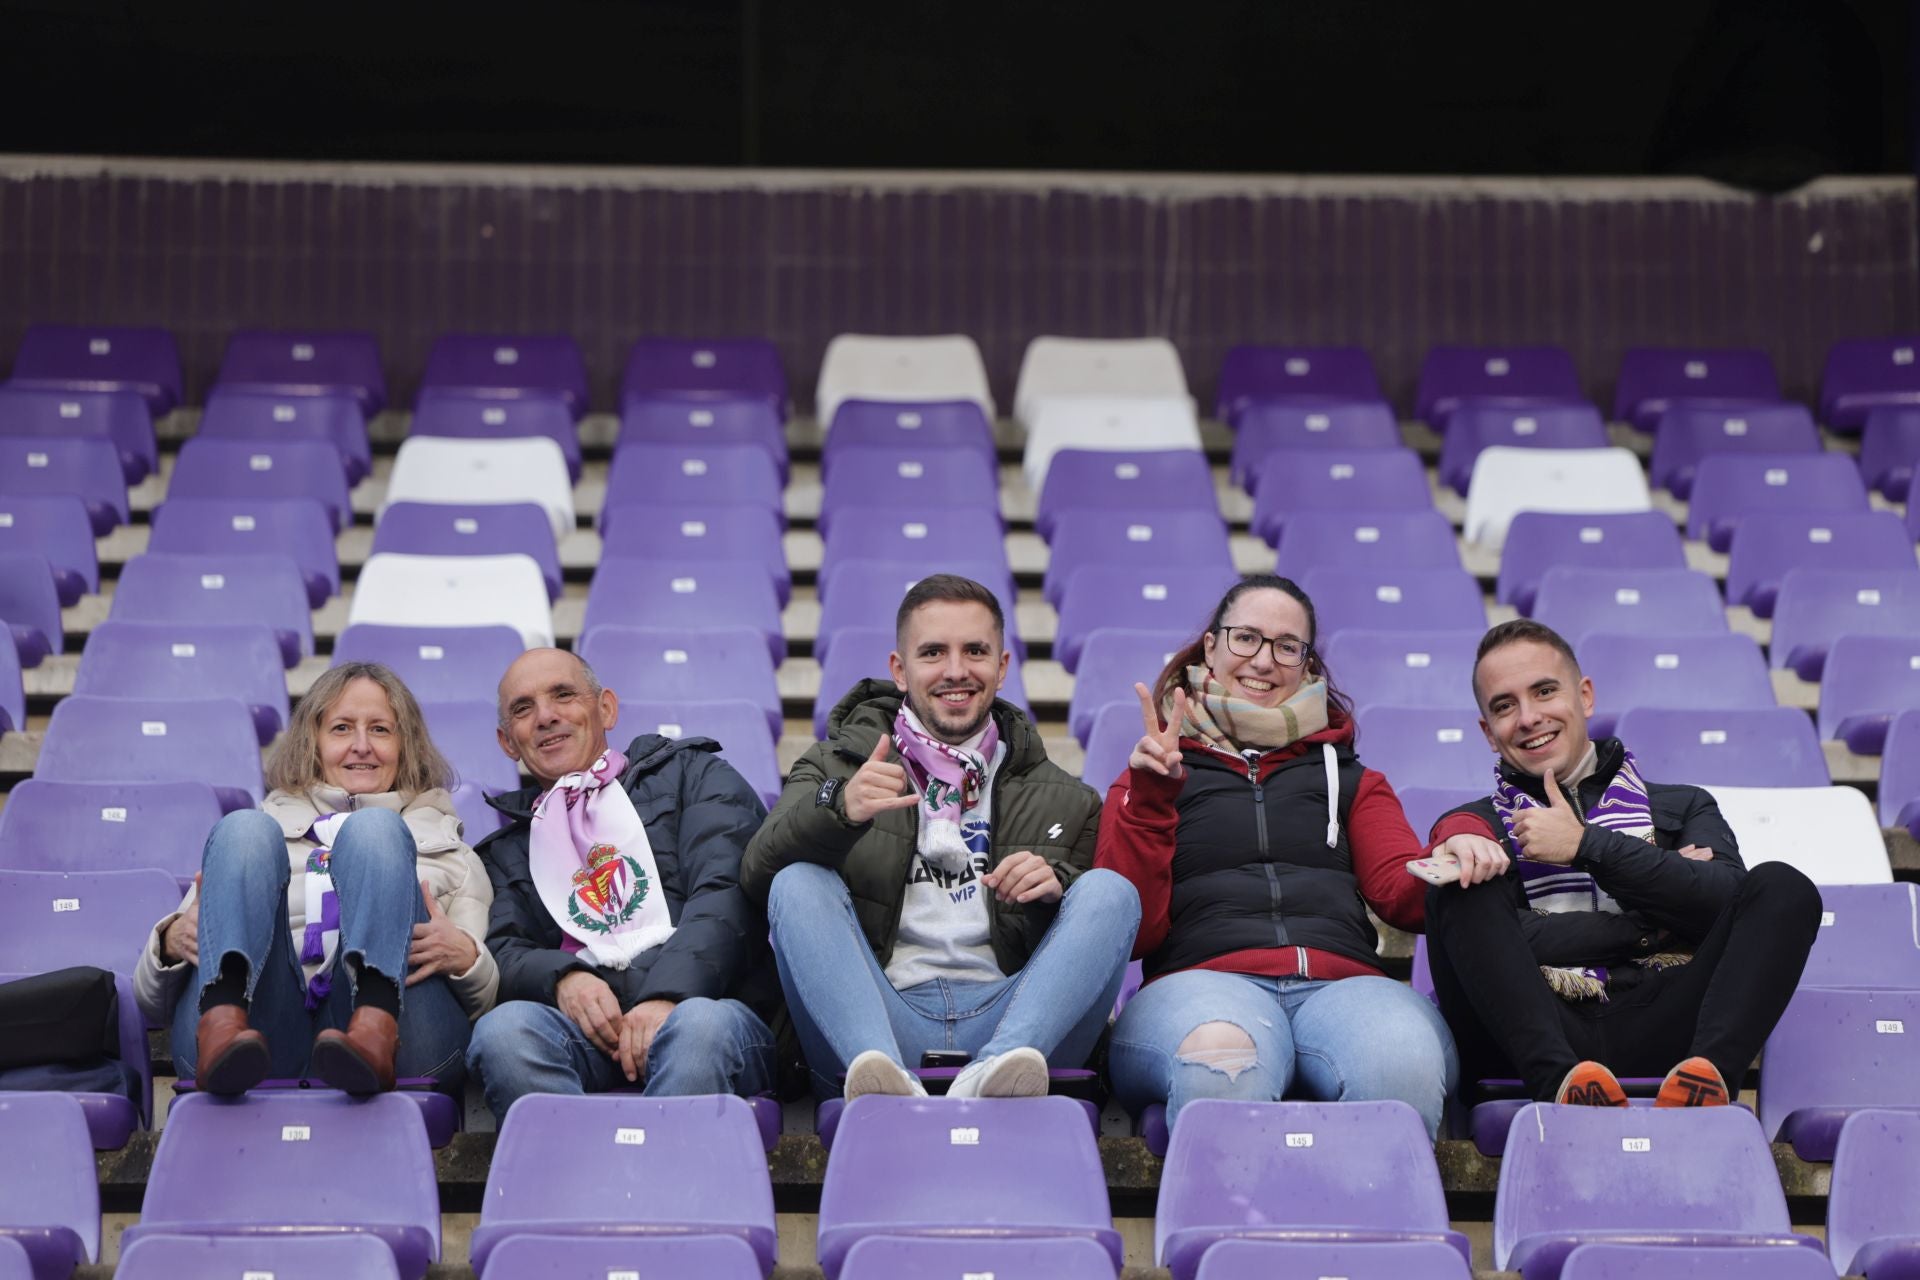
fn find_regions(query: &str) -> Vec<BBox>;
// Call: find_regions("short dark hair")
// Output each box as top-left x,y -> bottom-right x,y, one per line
895,573 -> 1006,647
1472,619 -> 1581,707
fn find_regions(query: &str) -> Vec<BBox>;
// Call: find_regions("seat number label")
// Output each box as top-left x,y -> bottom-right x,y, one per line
1877,1021 -> 1906,1034
950,1127 -> 980,1145
1285,1133 -> 1313,1148
1622,1138 -> 1651,1152
281,1126 -> 310,1141
53,898 -> 80,912
615,1127 -> 646,1144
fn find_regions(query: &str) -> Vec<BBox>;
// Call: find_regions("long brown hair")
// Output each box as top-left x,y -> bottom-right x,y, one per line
266,661 -> 453,796
1150,574 -> 1357,729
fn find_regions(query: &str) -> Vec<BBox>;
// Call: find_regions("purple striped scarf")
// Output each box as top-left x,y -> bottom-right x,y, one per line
1490,749 -> 1656,917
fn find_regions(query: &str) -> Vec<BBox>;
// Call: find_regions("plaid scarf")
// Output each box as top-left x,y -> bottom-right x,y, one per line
1175,666 -> 1329,754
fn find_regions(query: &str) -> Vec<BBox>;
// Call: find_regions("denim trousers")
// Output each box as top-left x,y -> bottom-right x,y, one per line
766,862 -> 1141,1096
168,807 -> 473,1086
1107,968 -> 1459,1140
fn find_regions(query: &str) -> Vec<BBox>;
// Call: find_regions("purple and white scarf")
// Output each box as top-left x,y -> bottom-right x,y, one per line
299,812 -> 351,1010
892,706 -> 1000,874
529,749 -> 673,969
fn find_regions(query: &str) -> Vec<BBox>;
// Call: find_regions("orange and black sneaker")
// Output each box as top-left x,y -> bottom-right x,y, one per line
1554,1060 -> 1629,1107
1655,1056 -> 1729,1108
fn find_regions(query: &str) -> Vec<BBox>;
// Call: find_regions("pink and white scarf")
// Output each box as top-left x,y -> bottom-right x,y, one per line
892,706 -> 1000,874
529,749 -> 673,969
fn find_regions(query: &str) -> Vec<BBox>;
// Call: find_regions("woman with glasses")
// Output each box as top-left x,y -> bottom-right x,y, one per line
1095,574 -> 1501,1138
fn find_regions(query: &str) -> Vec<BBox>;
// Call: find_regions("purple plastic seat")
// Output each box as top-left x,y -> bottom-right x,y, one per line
1082,700 -> 1140,789
620,336 -> 786,412
1760,988 -> 1920,1160
1397,787 -> 1483,841
1615,347 -> 1784,432
0,867 -> 184,978
1155,1099 -> 1468,1280
603,443 -> 785,528
1573,633 -> 1773,740
1249,449 -> 1432,546
371,502 -> 560,601
1232,401 -> 1403,491
1300,567 -> 1487,641
167,437 -> 353,534
584,558 -> 785,667
1765,568 -> 1920,681
1035,449 -> 1215,540
1561,1244 -> 1832,1280
148,497 -> 339,608
0,779 -> 221,886
818,445 -> 1001,539
216,328 -> 387,415
0,630 -> 19,732
1531,567 -> 1728,645
164,1079 -> 459,1149
1495,1104 -> 1818,1280
1686,452 -> 1868,552
75,621 -> 289,744
0,386 -> 155,484
419,333 -> 588,419
110,552 -> 312,666
468,1093 -> 775,1278
1861,406 -> 1920,499
418,700 -> 521,794
412,387 -> 582,482
1353,706 -> 1492,791
333,624 -> 523,704
821,508 -> 1012,603
823,399 -> 995,470
1821,335 -> 1920,432
1910,471 -> 1920,544
1439,401 -> 1609,494
0,1092 -> 100,1277
1613,707 -> 1828,788
621,699 -> 781,808
1496,512 -> 1686,616
450,783 -> 506,844
620,395 -> 787,481
1054,564 -> 1238,673
1649,403 -> 1820,499
1799,883 -> 1920,989
476,1234 -> 759,1280
1274,510 -> 1461,578
0,1238 -> 35,1280
0,434 -> 127,534
600,503 -> 789,606
818,1095 -> 1120,1280
6,323 -> 181,415
844,1238 -> 1118,1280
0,551 -> 62,665
118,1233 -> 401,1280
1068,628 -> 1187,744
1322,628 -> 1481,714
579,625 -> 781,739
1195,1238 -> 1471,1280
1724,510 -> 1917,619
1217,345 -> 1387,425
36,695 -> 264,811
1818,634 -> 1920,754
815,560 -> 1021,665
1883,711 -> 1920,832
0,495 -> 95,605
1041,509 -> 1229,608
812,626 -> 1031,739
121,1090 -> 438,1280
199,386 -> 372,485
1829,1110 -> 1920,1279
1416,345 -> 1583,430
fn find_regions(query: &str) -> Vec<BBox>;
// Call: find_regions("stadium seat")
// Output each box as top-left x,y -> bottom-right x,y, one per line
0,778 -> 221,886
169,436 -> 353,535
1828,1109 -> 1920,1278
1231,400 -> 1404,491
0,1238 -> 35,1280
1249,448 -> 1432,545
1860,404 -> 1920,499
75,621 -> 289,744
1766,568 -> 1920,681
1614,346 -> 1783,432
1800,883 -> 1920,990
412,387 -> 582,482
0,1092 -> 99,1278
1082,700 -> 1141,790
600,503 -> 789,606
0,385 -> 155,483
1760,989 -> 1920,1160
450,783 -> 507,843
1882,710 -> 1920,831
1530,567 -> 1728,645
148,496 -> 340,608
620,336 -> 787,412
1706,785 -> 1891,884
1068,628 -> 1187,744
198,386 -> 372,484
1013,335 -> 1189,427
417,700 -> 521,794
0,867 -> 183,978
618,394 -> 786,480
1462,447 -> 1651,549
1197,1238 -> 1472,1280
1274,509 -> 1461,576
821,507 -> 1011,602
816,560 -> 1021,665
0,631 -> 19,732
475,1234 -> 759,1280
1612,707 -> 1828,788
1573,633 -> 1775,739
1438,401 -> 1609,495
816,334 -> 995,427
815,444 -> 1000,538
215,327 -> 387,414
1397,787 -> 1483,841
121,1091 -> 438,1280
0,434 -> 128,534
418,333 -> 588,418
1301,567 -> 1488,640
1155,1099 -> 1468,1280
1035,448 -> 1216,539
1818,633 -> 1920,753
1054,564 -> 1239,673
1910,470 -> 1920,544
1495,512 -> 1686,616
579,625 -> 782,739
0,494 -> 95,604
583,558 -> 784,666
1493,1103 -> 1816,1280
36,695 -> 264,811
621,699 -> 782,807
812,625 -> 1031,739
1352,707 -> 1490,792
822,399 -> 995,469
0,551 -> 63,664
1686,451 -> 1869,552
817,1095 -> 1121,1280
1559,1244 -> 1831,1280
1323,628 -> 1480,714
0,965 -> 150,1149
333,624 -> 524,704
604,441 -> 782,530
351,553 -> 553,649
1723,510 -> 1917,619
842,1236 -> 1119,1280
1041,509 -> 1231,608
371,502 -> 561,601
386,436 -> 575,542
1414,344 -> 1583,430
467,1093 -> 775,1278
1216,344 -> 1386,425
112,551 -> 310,665
117,1233 -> 401,1280
1023,395 -> 1201,492
1648,402 -> 1820,499
1820,335 -> 1920,432
5,323 -> 181,415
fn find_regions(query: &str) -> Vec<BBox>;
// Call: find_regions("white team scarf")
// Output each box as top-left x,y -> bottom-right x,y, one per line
529,749 -> 674,969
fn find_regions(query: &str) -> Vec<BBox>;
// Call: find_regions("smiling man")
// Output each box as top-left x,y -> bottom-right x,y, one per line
743,574 -> 1138,1101
1423,619 -> 1821,1108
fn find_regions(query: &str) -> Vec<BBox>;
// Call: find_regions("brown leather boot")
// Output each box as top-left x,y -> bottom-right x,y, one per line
311,1006 -> 399,1096
195,1004 -> 270,1096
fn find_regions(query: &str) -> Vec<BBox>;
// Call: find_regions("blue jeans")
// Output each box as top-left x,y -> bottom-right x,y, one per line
766,862 -> 1140,1096
1107,968 -> 1459,1140
168,807 -> 473,1087
466,997 -> 777,1124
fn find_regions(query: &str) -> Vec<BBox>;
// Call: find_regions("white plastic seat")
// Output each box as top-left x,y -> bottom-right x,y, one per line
1013,336 -> 1190,427
1705,785 -> 1892,884
815,334 -> 994,428
1022,395 -> 1202,492
349,553 -> 554,648
382,436 -> 574,541
1461,446 -> 1652,549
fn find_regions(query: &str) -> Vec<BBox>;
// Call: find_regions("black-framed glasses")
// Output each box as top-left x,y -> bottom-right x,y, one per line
1217,625 -> 1311,668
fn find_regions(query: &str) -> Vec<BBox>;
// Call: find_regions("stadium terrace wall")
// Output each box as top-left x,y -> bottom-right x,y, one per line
0,157 -> 1913,415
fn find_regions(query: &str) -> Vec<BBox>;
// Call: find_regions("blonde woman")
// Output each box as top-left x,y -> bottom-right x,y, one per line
134,662 -> 496,1094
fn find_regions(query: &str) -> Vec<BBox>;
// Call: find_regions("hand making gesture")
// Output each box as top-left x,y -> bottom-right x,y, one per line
1510,766 -> 1586,866
844,733 -> 920,824
1128,682 -> 1190,782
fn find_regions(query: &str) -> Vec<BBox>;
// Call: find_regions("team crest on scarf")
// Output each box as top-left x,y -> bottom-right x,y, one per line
566,843 -> 650,935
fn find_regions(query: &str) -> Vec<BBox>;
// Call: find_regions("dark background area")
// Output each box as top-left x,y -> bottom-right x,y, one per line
0,0 -> 1908,189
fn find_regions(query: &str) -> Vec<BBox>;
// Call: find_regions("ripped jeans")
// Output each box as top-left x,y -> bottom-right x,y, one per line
1106,969 -> 1457,1139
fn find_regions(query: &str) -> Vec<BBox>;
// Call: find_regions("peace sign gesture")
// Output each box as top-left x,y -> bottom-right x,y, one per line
1128,682 -> 1189,781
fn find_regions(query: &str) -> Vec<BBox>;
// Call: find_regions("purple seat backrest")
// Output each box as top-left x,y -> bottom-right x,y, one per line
0,778 -> 221,886
1760,988 -> 1920,1153
620,336 -> 786,410
1561,1244 -> 1832,1280
417,700 -> 521,794
1800,883 -> 1920,989
0,550 -> 65,664
372,502 -> 561,601
1573,633 -> 1773,739
111,551 -> 312,665
0,1092 -> 100,1276
1821,335 -> 1920,431
149,497 -> 341,609
1201,1239 -> 1471,1280
482,1234 -> 760,1280
216,328 -> 387,414
0,626 -> 20,732
1724,510 -> 1917,619
36,695 -> 265,811
1352,706 -> 1491,791
412,388 -> 582,481
844,1236 -> 1120,1280
1249,448 -> 1431,544
123,1091 -> 437,1279
1416,344 -> 1582,429
1614,346 -> 1783,431
1861,406 -> 1920,499
822,507 -> 1011,600
1439,400 -> 1608,494
199,386 -> 371,484
1275,509 -> 1461,578
824,399 -> 994,466
74,621 -> 289,745
1830,1109 -> 1920,1276
583,557 -> 785,666
1082,700 -> 1141,789
1532,567 -> 1728,647
1054,564 -> 1239,673
819,445 -> 1000,538
470,1093 -> 774,1278
0,494 -> 97,604
0,1236 -> 38,1280
603,442 -> 785,528
1686,451 -> 1868,551
1067,627 -> 1189,744
1322,628 -> 1481,714
1233,401 -> 1403,490
815,559 -> 1021,665
1035,449 -> 1215,539
621,699 -> 782,807
1764,570 -> 1920,681
118,1232 -> 400,1280
1301,567 -> 1487,641
818,1096 -> 1121,1280
419,333 -> 588,418
0,385 -> 156,484
333,624 -> 524,705
449,783 -> 506,844
620,395 -> 787,480
1613,706 -> 1828,789
812,625 -> 1031,738
1819,633 -> 1920,752
0,434 -> 128,534
168,437 -> 353,533
580,625 -> 782,740
600,502 -> 790,606
7,323 -> 181,415
0,867 -> 183,976
1496,512 -> 1686,615
1217,345 -> 1386,424
1649,402 -> 1819,498
1883,711 -> 1920,829
1398,788 -> 1482,844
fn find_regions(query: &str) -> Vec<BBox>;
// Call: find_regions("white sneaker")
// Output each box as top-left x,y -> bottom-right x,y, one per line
945,1047 -> 1049,1099
844,1050 -> 928,1100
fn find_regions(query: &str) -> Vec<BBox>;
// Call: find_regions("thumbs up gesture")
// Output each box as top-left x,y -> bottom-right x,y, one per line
845,732 -> 920,825
1510,766 -> 1585,866
1127,682 -> 1189,782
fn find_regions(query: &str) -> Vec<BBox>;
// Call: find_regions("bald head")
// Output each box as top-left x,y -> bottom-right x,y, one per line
495,648 -> 619,788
